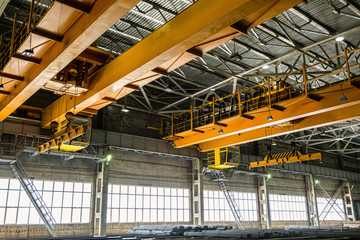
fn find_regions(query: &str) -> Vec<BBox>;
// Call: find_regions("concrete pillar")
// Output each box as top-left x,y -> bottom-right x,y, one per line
343,182 -> 355,221
191,158 -> 204,225
93,162 -> 109,236
257,176 -> 271,229
304,174 -> 319,226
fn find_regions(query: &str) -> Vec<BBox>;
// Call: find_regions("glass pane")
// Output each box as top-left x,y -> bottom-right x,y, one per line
82,193 -> 91,208
120,195 -> 127,208
52,208 -> 62,223
73,193 -> 82,208
29,207 -> 40,224
111,209 -> 119,223
43,181 -> 53,191
0,207 -> 5,224
128,195 -> 135,208
63,193 -> 73,207
81,208 -> 90,223
143,209 -> 150,222
128,209 -> 135,222
5,208 -> 18,224
83,183 -> 91,193
0,179 -> 8,189
54,182 -> 64,191
7,190 -> 20,207
64,182 -> 73,191
144,196 -> 150,208
42,192 -> 53,206
0,190 -> 8,206
72,208 -> 81,223
61,208 -> 72,223
17,208 -> 29,224
119,208 -> 127,222
74,183 -> 83,192
53,192 -> 63,207
9,179 -> 21,189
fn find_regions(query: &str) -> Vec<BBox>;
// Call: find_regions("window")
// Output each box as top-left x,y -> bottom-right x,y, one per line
317,198 -> 345,221
0,178 -> 91,225
107,185 -> 190,223
203,190 -> 258,222
269,194 -> 307,221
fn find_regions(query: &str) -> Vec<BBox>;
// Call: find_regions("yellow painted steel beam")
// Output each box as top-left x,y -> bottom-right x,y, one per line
248,152 -> 322,170
41,0 -> 304,127
0,0 -> 139,122
199,99 -> 360,151
38,125 -> 86,154
171,81 -> 360,150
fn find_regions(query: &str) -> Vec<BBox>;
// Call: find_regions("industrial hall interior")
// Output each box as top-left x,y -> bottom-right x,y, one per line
1,0 -> 360,239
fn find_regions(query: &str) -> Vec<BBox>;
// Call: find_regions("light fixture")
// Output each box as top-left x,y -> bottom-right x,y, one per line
106,154 -> 112,162
22,48 -> 34,57
314,179 -> 319,185
267,114 -> 273,121
121,107 -> 130,113
22,33 -> 34,57
262,64 -> 270,69
335,36 -> 344,42
320,127 -> 326,136
218,128 -> 224,134
0,74 -> 3,90
230,52 -> 243,61
164,87 -> 173,93
122,95 -> 130,112
230,37 -> 243,61
210,88 -> 216,91
340,95 -> 347,102
340,85 -> 347,102
271,138 -> 277,146
266,173 -> 272,181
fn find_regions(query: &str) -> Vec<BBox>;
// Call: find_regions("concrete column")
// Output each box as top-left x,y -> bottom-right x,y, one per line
257,176 -> 271,229
93,162 -> 109,236
343,182 -> 355,221
191,158 -> 204,225
304,174 -> 319,226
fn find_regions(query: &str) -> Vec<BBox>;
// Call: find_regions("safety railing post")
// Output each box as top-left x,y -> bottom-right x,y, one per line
10,13 -> 18,56
28,0 -> 35,33
212,97 -> 215,124
302,63 -> 308,97
267,77 -> 272,108
344,48 -> 351,84
171,113 -> 174,136
238,88 -> 242,117
190,105 -> 194,131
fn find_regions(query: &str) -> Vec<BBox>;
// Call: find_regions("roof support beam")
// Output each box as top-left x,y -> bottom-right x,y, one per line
0,0 -> 139,122
42,0 -> 303,127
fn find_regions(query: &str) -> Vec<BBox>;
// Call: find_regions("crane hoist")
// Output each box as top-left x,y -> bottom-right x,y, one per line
38,112 -> 92,154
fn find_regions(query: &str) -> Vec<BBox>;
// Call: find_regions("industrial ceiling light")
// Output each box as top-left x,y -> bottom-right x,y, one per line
22,48 -> 34,57
314,179 -> 319,185
22,33 -> 34,57
0,75 -> 3,90
218,128 -> 224,134
230,52 -> 243,61
106,154 -> 112,162
271,138 -> 277,146
340,85 -> 347,102
335,36 -> 344,42
121,107 -> 130,113
320,127 -> 326,136
262,64 -> 270,69
122,95 -> 130,112
340,95 -> 348,102
164,87 -> 173,93
267,111 -> 273,121
230,37 -> 243,61
266,173 -> 272,181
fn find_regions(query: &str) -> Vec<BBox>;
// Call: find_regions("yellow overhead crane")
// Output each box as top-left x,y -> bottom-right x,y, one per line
248,143 -> 322,170
38,112 -> 92,154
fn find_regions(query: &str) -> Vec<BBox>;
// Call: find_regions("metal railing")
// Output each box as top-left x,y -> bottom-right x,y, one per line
162,48 -> 360,138
0,0 -> 54,70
